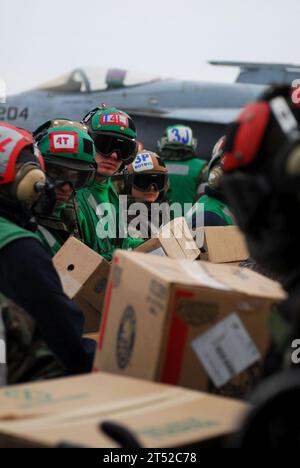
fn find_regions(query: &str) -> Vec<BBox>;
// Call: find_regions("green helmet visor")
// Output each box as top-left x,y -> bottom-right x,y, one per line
91,132 -> 137,163
45,160 -> 95,191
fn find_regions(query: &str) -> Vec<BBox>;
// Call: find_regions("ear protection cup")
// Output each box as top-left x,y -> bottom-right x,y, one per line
14,164 -> 46,203
223,102 -> 270,172
223,91 -> 300,184
208,165 -> 223,189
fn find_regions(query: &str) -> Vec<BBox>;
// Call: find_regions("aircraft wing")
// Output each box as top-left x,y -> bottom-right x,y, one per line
126,107 -> 241,124
209,60 -> 300,71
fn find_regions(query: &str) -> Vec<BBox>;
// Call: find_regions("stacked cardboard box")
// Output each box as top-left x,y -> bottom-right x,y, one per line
94,251 -> 285,398
194,226 -> 249,264
135,217 -> 200,260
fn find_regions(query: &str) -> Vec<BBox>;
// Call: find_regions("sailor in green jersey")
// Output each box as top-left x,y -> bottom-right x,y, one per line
33,119 -> 96,256
114,151 -> 170,240
78,106 -> 143,261
158,124 -> 207,211
186,136 -> 235,228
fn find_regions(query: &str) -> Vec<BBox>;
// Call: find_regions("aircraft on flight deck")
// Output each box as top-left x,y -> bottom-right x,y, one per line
1,61 -> 299,157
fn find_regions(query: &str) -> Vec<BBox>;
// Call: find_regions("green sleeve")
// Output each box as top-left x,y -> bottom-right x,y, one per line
77,184 -> 143,260
122,237 -> 144,251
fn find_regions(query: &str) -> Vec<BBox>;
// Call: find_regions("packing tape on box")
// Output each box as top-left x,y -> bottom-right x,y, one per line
0,388 -> 198,431
59,274 -> 82,298
178,261 -> 230,291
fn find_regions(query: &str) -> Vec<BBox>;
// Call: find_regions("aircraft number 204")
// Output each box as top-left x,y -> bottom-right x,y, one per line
0,107 -> 29,121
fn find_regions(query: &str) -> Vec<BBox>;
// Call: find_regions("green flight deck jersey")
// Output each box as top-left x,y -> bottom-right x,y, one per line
200,193 -> 235,226
0,216 -> 41,250
164,158 -> 207,209
77,178 -> 142,261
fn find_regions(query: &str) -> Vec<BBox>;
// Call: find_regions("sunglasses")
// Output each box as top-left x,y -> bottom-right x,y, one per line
92,133 -> 137,163
130,173 -> 168,192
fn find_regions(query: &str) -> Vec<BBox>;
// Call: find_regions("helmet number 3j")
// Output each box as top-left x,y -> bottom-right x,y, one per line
171,127 -> 191,145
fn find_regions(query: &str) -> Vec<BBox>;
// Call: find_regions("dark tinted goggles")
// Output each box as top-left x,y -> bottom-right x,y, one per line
45,163 -> 95,190
130,173 -> 168,192
92,133 -> 137,162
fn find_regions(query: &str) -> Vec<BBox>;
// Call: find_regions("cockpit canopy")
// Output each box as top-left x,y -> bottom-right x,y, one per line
37,67 -> 162,93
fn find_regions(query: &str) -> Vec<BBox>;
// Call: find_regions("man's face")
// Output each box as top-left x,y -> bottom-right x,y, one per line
95,152 -> 122,178
55,182 -> 73,205
131,186 -> 160,203
45,165 -> 74,207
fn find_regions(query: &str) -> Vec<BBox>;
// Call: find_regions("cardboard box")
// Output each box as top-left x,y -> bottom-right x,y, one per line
53,237 -> 110,333
0,373 -> 248,448
94,251 -> 285,398
135,217 -> 200,260
194,226 -> 249,264
194,226 -> 249,263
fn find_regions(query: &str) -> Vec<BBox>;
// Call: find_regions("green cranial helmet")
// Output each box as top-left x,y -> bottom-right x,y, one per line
158,124 -> 197,153
82,105 -> 137,139
33,118 -> 89,144
36,121 -> 96,190
81,105 -> 138,164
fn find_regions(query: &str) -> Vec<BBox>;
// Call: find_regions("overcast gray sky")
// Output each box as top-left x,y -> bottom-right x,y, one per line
1,0 -> 299,95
